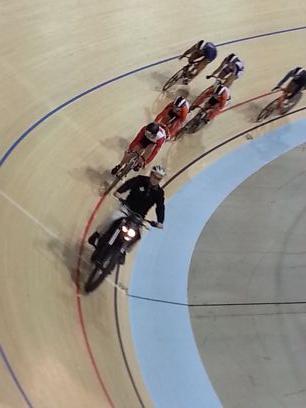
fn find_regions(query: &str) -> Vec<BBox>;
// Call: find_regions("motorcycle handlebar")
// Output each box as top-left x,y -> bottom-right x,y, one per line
114,197 -> 157,228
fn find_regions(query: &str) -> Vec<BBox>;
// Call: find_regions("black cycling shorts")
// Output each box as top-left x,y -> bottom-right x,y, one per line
139,137 -> 153,148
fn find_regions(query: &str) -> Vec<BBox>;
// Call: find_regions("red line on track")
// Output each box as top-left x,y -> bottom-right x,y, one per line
223,90 -> 276,113
75,193 -> 115,408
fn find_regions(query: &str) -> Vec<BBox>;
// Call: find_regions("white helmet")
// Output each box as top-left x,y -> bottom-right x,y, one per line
173,96 -> 189,112
151,165 -> 166,178
145,122 -> 160,142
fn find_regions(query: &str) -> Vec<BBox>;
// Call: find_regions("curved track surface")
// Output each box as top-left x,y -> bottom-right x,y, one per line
1,1 -> 306,407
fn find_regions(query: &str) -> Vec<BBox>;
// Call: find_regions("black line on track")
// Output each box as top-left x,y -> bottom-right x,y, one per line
113,265 -> 145,408
127,293 -> 306,307
163,105 -> 306,188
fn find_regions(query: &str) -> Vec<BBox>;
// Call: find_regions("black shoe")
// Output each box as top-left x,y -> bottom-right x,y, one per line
119,252 -> 126,265
88,232 -> 100,247
111,165 -> 120,175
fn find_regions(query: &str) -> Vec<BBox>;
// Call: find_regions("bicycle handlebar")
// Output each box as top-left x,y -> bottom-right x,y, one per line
207,75 -> 221,80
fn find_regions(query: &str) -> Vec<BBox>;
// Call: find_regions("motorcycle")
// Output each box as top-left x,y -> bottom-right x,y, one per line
84,199 -> 156,293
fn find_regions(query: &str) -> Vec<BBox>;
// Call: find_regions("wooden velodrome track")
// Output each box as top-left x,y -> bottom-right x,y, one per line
1,1 -> 306,407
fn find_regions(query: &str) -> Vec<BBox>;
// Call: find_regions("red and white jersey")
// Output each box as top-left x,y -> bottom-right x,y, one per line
145,126 -> 167,143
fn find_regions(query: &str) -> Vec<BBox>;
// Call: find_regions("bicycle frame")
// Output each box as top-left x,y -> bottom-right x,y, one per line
275,88 -> 301,115
191,77 -> 223,108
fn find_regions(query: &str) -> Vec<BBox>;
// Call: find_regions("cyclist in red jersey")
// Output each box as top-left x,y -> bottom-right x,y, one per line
111,122 -> 167,175
191,83 -> 231,123
155,96 -> 190,139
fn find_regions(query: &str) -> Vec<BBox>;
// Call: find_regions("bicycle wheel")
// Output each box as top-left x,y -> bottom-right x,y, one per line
183,112 -> 207,134
106,154 -> 139,193
162,67 -> 185,91
280,92 -> 302,115
256,99 -> 278,122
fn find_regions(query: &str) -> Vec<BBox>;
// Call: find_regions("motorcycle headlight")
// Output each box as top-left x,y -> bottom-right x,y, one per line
121,225 -> 136,239
127,228 -> 136,238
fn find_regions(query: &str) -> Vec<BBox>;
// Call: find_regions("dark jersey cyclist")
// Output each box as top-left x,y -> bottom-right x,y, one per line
273,67 -> 306,98
88,165 -> 166,248
179,40 -> 217,84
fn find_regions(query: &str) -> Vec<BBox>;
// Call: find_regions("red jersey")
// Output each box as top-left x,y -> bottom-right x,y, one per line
155,102 -> 189,139
192,87 -> 230,120
128,125 -> 166,165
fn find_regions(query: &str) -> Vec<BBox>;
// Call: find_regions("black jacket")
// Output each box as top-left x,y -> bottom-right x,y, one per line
117,175 -> 165,223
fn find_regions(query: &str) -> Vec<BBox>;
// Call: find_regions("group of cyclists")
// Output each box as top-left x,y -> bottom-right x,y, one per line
89,40 -> 306,253
110,40 -> 305,177
110,40 -> 246,175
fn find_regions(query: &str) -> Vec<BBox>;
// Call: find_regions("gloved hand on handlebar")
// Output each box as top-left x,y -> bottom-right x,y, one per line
206,75 -> 212,79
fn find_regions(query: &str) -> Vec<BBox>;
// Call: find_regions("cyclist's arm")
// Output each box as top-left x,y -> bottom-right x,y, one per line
154,104 -> 172,124
275,69 -> 296,88
128,127 -> 145,150
192,55 -> 206,64
219,93 -> 228,110
209,57 -> 227,76
181,42 -> 198,58
168,107 -> 188,135
207,94 -> 228,120
168,120 -> 182,137
155,190 -> 165,224
144,138 -> 165,165
192,88 -> 213,107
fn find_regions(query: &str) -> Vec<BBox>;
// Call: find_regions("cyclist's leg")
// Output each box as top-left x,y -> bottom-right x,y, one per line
218,70 -> 227,80
278,81 -> 303,114
141,144 -> 154,163
183,58 -> 209,83
223,73 -> 237,88
193,59 -> 210,76
216,67 -> 230,81
287,81 -> 302,100
182,62 -> 195,84
276,90 -> 286,112
115,151 -> 131,169
191,87 -> 213,108
122,145 -> 143,165
111,146 -> 141,174
206,106 -> 220,121
167,122 -> 179,139
276,81 -> 297,112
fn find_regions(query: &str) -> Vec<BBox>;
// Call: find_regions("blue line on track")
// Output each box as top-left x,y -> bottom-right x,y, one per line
0,345 -> 34,408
